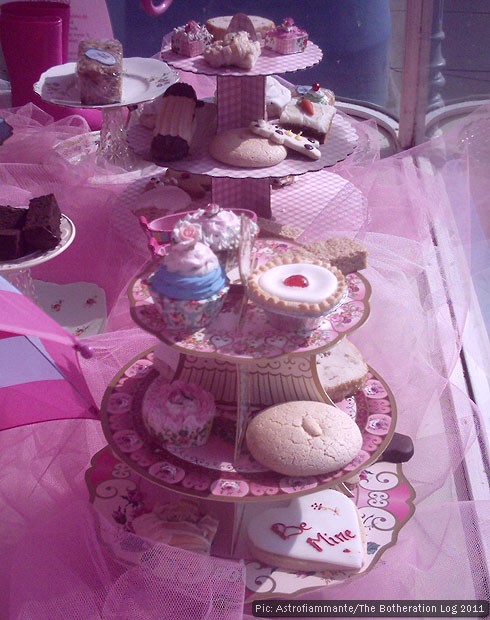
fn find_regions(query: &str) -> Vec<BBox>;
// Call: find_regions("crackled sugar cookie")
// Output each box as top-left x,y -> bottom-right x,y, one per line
209,127 -> 287,168
247,488 -> 365,572
245,400 -> 362,476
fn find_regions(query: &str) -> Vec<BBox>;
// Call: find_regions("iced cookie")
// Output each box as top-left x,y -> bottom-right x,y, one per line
245,400 -> 362,476
249,119 -> 321,160
247,488 -> 365,572
209,127 -> 287,168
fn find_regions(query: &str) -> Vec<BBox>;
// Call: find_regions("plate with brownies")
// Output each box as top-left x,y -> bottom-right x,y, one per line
0,194 -> 75,270
34,56 -> 179,110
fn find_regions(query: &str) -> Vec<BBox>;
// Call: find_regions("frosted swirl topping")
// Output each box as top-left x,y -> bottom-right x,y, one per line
175,204 -> 252,252
258,263 -> 338,304
164,239 -> 219,276
149,240 -> 228,300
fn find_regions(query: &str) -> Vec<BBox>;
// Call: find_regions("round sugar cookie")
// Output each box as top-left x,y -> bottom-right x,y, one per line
208,128 -> 287,168
245,401 -> 362,476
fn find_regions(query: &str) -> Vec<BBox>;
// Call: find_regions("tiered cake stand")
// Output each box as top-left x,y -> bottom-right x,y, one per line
129,42 -> 358,218
87,39 -> 414,599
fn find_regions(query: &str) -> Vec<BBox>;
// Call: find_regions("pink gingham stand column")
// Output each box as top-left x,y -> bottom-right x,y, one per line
213,74 -> 271,218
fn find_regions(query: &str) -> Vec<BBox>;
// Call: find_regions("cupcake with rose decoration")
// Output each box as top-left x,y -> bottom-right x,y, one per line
142,378 -> 216,448
148,221 -> 229,332
173,202 -> 258,271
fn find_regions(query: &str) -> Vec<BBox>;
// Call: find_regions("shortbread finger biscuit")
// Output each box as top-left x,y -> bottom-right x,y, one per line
302,237 -> 368,274
316,338 -> 369,402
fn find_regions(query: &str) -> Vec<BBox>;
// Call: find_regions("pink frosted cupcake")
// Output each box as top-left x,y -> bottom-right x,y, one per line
171,20 -> 213,57
148,223 -> 229,332
173,203 -> 258,270
265,17 -> 308,55
142,378 -> 216,447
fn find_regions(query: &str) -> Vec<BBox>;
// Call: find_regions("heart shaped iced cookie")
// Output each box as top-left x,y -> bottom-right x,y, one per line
247,489 -> 365,573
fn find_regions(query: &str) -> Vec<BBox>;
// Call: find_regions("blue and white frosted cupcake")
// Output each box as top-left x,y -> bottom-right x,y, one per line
148,223 -> 229,332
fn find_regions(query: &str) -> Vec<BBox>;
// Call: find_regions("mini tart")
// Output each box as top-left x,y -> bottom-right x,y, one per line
248,251 -> 346,318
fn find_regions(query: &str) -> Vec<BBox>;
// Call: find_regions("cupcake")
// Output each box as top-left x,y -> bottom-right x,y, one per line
247,250 -> 346,332
265,17 -> 308,55
142,378 -> 216,447
173,203 -> 258,270
148,223 -> 229,332
171,20 -> 213,57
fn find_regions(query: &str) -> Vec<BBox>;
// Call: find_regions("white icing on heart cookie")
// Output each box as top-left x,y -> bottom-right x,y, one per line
258,263 -> 338,304
247,489 -> 365,572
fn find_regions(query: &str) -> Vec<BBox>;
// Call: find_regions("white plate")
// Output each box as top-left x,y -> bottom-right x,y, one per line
0,215 -> 75,271
34,280 -> 107,337
34,57 -> 179,109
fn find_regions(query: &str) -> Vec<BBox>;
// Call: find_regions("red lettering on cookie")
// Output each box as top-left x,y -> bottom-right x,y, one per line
306,530 -> 356,552
271,521 -> 311,540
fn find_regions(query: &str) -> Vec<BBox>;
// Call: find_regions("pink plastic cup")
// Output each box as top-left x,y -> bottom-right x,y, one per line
1,2 -> 70,62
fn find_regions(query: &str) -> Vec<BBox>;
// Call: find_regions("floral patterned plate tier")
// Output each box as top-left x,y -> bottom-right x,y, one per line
129,239 -> 371,362
100,348 -> 396,502
85,448 -> 414,599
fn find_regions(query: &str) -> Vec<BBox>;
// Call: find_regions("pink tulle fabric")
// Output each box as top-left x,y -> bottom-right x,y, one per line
0,96 -> 489,619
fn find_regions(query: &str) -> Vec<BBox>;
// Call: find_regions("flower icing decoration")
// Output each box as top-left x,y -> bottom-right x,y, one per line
172,221 -> 202,245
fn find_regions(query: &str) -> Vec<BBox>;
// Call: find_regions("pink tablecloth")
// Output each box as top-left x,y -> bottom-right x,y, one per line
0,99 -> 489,619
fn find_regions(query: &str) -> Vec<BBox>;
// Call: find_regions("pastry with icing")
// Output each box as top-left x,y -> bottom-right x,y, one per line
247,489 -> 365,572
148,230 -> 229,332
247,251 -> 346,331
265,76 -> 292,118
171,20 -> 212,57
203,30 -> 261,70
142,378 -> 216,447
279,96 -> 336,144
264,17 -> 308,55
245,400 -> 362,476
150,82 -> 198,162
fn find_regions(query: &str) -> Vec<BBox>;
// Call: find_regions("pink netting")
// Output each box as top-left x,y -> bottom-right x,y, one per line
0,100 -> 489,618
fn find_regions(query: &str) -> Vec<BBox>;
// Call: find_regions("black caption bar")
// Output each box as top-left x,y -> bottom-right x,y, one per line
252,600 -> 489,618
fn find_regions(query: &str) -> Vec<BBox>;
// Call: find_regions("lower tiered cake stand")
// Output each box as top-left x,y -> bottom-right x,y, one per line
85,236 -> 415,600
